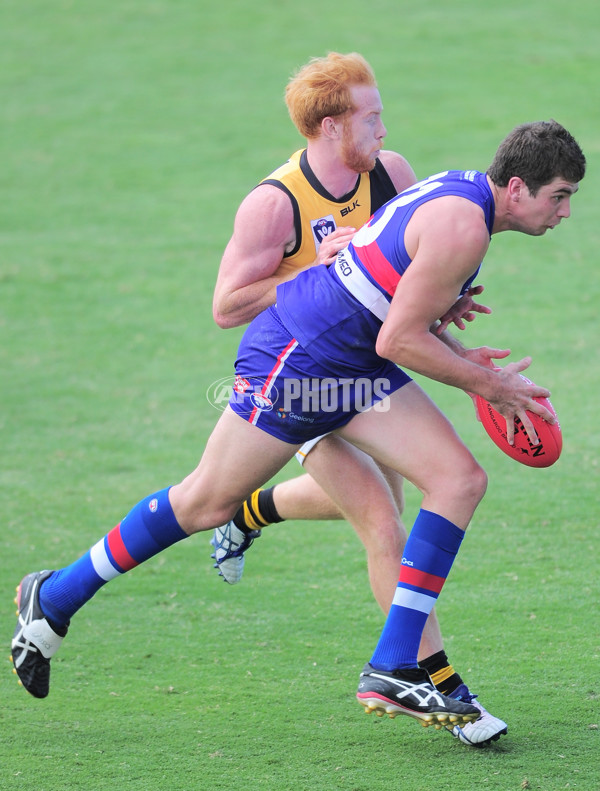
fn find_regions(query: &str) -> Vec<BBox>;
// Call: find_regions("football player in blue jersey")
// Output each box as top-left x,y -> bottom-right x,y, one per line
210,52 -> 504,746
11,108 -> 584,736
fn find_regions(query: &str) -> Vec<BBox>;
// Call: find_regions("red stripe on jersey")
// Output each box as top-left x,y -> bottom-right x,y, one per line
356,242 -> 401,296
106,523 -> 139,571
399,564 -> 445,594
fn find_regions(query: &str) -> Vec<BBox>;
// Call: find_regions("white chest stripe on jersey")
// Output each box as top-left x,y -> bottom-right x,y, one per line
333,249 -> 390,322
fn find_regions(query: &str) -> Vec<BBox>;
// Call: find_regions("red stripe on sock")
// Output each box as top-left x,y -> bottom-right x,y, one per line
399,565 -> 445,594
106,523 -> 139,571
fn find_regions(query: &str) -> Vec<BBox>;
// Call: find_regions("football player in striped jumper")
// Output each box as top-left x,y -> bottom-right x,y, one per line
211,52 -> 503,746
11,115 -> 583,734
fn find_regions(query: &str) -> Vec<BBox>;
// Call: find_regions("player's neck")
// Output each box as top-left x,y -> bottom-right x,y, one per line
305,144 -> 360,199
487,176 -> 511,234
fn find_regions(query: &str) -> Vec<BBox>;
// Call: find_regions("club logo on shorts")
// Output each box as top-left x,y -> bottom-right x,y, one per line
149,498 -> 158,513
206,375 -> 279,414
233,375 -> 251,394
250,392 -> 273,411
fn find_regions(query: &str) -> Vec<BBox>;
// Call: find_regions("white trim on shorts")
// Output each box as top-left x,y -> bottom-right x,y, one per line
295,434 -> 328,466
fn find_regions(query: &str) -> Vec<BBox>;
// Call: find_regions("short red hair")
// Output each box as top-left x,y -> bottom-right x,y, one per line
285,52 -> 377,139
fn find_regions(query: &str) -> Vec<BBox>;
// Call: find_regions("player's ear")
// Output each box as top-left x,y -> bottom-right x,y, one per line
321,116 -> 341,140
507,176 -> 526,202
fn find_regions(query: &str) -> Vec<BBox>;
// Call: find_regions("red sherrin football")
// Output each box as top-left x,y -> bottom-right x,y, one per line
475,377 -> 562,468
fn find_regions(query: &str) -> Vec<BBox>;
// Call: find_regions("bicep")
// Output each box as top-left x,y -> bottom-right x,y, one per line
215,187 -> 294,293
216,231 -> 284,298
213,186 -> 298,326
384,263 -> 462,346
384,205 -> 490,336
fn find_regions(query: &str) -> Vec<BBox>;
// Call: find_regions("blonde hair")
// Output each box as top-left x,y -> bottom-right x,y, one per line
285,52 -> 377,139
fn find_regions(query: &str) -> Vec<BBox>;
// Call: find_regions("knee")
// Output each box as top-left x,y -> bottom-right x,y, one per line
432,454 -> 487,511
352,510 -> 408,557
461,460 -> 488,507
169,480 -> 239,534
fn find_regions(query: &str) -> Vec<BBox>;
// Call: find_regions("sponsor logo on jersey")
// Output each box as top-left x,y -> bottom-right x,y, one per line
340,199 -> 361,217
336,250 -> 353,276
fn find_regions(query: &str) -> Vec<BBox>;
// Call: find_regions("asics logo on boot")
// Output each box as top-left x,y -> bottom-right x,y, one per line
30,629 -> 52,652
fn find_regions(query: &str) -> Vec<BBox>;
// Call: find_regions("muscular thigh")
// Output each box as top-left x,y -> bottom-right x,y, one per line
170,407 -> 301,531
336,381 -> 476,495
302,433 -> 400,518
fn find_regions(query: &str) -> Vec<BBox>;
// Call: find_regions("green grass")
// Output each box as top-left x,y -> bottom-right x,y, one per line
1,1 -> 599,789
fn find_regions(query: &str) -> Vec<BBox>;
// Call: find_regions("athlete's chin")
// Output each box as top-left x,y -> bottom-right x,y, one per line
348,158 -> 376,174
521,225 -> 550,237
364,155 -> 378,172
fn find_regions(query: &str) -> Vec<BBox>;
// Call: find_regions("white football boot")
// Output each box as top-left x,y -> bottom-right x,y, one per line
447,684 -> 508,746
210,521 -> 261,584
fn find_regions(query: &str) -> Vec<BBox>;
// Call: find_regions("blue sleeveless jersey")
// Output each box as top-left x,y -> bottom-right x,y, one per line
276,170 -> 495,376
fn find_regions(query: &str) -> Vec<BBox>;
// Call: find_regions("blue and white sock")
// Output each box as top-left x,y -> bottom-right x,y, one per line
39,487 -> 187,627
370,509 -> 465,671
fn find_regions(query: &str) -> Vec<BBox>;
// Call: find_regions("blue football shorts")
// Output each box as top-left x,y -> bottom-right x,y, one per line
229,307 -> 412,444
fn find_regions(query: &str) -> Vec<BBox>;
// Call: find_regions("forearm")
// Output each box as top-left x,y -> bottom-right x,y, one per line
379,329 -> 499,400
213,279 -> 279,328
213,263 -> 314,329
430,323 -> 467,356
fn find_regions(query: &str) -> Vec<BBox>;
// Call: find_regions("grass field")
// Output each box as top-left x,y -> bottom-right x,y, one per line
1,1 -> 599,789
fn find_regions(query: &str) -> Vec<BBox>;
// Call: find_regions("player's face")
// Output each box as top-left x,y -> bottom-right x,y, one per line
340,85 -> 387,173
516,177 -> 579,236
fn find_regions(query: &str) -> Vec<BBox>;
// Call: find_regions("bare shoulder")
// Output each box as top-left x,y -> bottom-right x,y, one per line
233,182 -> 296,247
413,196 -> 491,259
378,150 -> 417,192
236,181 -> 294,224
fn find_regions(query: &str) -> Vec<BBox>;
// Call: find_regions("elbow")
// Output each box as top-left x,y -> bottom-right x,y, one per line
376,330 -> 412,367
375,335 -> 389,360
212,307 -> 228,329
213,306 -> 238,330
375,329 -> 397,362
212,293 -> 241,329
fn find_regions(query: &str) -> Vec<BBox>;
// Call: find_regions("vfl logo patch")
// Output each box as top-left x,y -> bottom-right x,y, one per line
311,215 -> 336,248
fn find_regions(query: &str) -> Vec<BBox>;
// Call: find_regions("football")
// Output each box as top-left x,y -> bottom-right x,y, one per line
475,379 -> 562,468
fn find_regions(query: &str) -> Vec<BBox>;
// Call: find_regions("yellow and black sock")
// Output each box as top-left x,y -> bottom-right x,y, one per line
418,649 -> 463,696
232,486 -> 283,534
